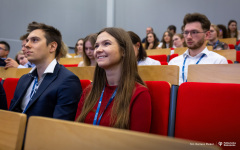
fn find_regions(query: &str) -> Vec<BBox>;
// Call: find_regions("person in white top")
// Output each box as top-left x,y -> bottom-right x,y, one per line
169,13 -> 228,85
157,31 -> 173,49
128,31 -> 160,66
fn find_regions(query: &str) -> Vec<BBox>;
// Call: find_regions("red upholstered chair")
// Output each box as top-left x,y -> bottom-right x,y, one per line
3,78 -> 19,109
80,80 -> 91,91
169,54 -> 179,61
148,55 -> 167,63
63,64 -> 78,67
175,82 -> 240,149
160,61 -> 168,65
227,60 -> 233,64
145,81 -> 171,136
228,44 -> 235,49
0,78 -> 2,83
237,51 -> 240,63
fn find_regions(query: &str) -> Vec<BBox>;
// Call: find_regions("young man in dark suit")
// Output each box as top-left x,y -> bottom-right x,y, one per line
9,22 -> 82,121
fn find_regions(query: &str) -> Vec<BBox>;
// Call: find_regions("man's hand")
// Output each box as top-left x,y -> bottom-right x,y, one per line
5,58 -> 19,69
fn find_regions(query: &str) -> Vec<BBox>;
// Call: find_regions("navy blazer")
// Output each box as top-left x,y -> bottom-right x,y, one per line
9,63 -> 82,121
0,83 -> 8,110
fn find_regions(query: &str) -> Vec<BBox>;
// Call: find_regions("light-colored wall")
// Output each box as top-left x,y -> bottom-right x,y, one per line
0,0 -> 239,58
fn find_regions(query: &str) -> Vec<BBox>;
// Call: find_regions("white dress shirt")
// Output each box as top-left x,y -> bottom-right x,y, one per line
138,57 -> 161,66
168,47 -> 228,85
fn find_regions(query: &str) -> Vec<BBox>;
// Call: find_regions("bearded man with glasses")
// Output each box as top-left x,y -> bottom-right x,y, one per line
169,13 -> 228,85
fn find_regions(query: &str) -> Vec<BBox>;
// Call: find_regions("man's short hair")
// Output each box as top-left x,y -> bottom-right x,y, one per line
167,25 -> 176,33
183,13 -> 211,31
27,21 -> 62,58
0,41 -> 10,51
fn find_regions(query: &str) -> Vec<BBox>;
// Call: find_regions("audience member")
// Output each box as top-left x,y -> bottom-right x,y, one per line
9,21 -> 82,121
0,83 -> 8,110
227,20 -> 240,40
145,32 -> 159,50
142,27 -> 153,43
0,41 -> 10,66
167,25 -> 177,35
5,33 -> 35,69
75,27 -> 151,132
207,24 -> 229,50
217,24 -> 228,39
128,31 -> 160,65
15,50 -> 29,67
169,13 -> 228,85
157,31 -> 173,49
78,34 -> 97,67
172,34 -> 187,48
74,38 -> 84,58
56,41 -> 72,61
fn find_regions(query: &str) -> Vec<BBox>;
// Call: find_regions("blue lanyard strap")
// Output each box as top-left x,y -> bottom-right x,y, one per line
93,86 -> 117,125
22,76 -> 38,113
182,53 -> 206,83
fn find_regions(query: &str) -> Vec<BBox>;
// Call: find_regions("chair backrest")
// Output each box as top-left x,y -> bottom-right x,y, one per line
227,60 -> 233,64
175,82 -> 240,150
146,48 -> 171,56
80,79 -> 91,91
219,38 -> 237,45
62,64 -> 78,67
0,68 -> 31,79
169,53 -> 179,61
3,78 -> 19,109
160,61 -> 168,65
174,47 -> 187,55
138,65 -> 179,85
0,109 -> 27,150
24,116 -> 219,150
148,55 -> 167,62
66,66 -> 95,81
59,58 -> 82,64
67,66 -> 179,85
228,44 -> 235,49
236,51 -> 240,62
211,49 -> 236,62
188,64 -> 240,83
145,81 -> 171,136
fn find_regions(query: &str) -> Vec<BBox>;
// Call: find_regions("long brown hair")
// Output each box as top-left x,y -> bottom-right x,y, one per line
227,20 -> 238,39
76,27 -> 145,129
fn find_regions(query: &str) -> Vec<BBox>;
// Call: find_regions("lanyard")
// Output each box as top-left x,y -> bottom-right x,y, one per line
213,40 -> 219,49
182,53 -> 206,83
22,76 -> 38,113
93,86 -> 117,125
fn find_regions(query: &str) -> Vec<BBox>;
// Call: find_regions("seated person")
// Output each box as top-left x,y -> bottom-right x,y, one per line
75,27 -> 151,133
0,83 -> 8,110
74,38 -> 84,58
157,31 -> 173,49
207,24 -> 229,50
128,31 -> 160,65
145,32 -> 159,50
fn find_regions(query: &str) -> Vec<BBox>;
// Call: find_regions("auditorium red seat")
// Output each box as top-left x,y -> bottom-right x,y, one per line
228,44 -> 235,49
80,80 -> 91,91
3,78 -> 19,109
148,55 -> 167,63
169,54 -> 179,61
145,81 -> 171,136
175,82 -> 240,150
63,64 -> 78,67
227,60 -> 233,64
237,51 -> 240,63
160,62 -> 168,65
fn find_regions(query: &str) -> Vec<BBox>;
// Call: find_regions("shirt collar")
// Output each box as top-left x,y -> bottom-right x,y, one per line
183,47 -> 210,58
29,59 -> 57,75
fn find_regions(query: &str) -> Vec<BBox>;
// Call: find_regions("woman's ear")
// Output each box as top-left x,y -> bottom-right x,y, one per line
136,42 -> 141,49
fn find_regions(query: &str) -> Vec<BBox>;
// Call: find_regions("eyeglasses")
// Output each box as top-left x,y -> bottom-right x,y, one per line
0,47 -> 6,51
182,30 -> 206,37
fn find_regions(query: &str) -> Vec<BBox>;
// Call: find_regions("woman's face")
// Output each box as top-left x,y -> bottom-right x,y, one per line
229,22 -> 237,32
164,32 -> 171,43
84,40 -> 95,60
147,33 -> 154,43
208,26 -> 218,41
17,54 -> 28,65
76,40 -> 83,55
173,35 -> 184,48
94,31 -> 123,70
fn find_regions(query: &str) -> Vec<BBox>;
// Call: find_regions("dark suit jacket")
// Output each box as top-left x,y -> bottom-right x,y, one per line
0,58 -> 6,66
0,83 -> 8,110
9,63 -> 82,121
